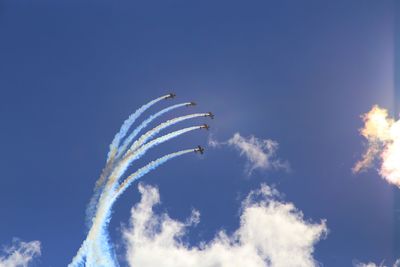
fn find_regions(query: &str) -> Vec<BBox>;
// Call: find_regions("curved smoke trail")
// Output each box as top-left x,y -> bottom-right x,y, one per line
86,102 -> 191,227
86,125 -> 203,228
125,113 -> 208,157
115,149 -> 194,200
98,126 -> 203,206
70,94 -> 210,267
74,149 -> 196,267
86,95 -> 171,228
116,102 -> 192,158
107,94 -> 169,162
86,112 -> 206,226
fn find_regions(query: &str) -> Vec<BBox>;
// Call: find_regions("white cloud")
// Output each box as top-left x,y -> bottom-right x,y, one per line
0,239 -> 41,267
209,133 -> 289,174
122,183 -> 327,267
353,259 -> 400,267
353,106 -> 400,187
355,263 -> 383,267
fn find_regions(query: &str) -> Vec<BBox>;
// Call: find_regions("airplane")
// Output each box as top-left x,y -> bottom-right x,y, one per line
186,101 -> 196,107
205,112 -> 214,119
165,93 -> 176,99
200,124 -> 210,130
194,145 -> 204,154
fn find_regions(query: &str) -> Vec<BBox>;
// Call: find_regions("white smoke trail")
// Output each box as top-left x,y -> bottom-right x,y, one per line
72,149 -> 195,267
70,94 -> 209,267
125,113 -> 207,157
107,94 -> 169,162
86,95 -> 173,228
69,240 -> 88,267
86,116 -> 204,228
116,103 -> 192,158
85,159 -> 118,229
114,149 -> 194,200
72,126 -> 202,266
103,126 -> 203,195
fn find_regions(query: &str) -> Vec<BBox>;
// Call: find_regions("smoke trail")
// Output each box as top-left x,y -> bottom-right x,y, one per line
116,102 -> 192,158
104,126 -> 203,194
107,94 -> 169,162
75,149 -> 195,267
69,240 -> 88,267
85,161 -> 115,229
70,94 -> 210,267
86,95 -> 172,228
87,125 -> 203,228
114,149 -> 194,200
125,113 -> 207,157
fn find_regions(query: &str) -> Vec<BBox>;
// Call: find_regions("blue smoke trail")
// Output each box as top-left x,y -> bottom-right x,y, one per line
89,128 -> 200,266
114,149 -> 194,200
69,240 -> 88,267
86,124 -> 204,228
125,113 -> 207,157
86,95 -> 172,228
85,161 -> 114,229
76,149 -> 195,267
116,102 -> 192,158
70,95 -> 209,267
104,126 -> 203,195
71,126 -> 203,266
107,94 -> 169,162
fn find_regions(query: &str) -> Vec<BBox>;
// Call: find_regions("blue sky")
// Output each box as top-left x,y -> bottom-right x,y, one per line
0,1 -> 398,266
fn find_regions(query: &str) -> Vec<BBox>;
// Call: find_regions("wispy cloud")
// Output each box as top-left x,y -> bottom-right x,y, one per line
209,133 -> 290,175
353,106 -> 400,187
122,183 -> 327,267
0,238 -> 41,267
353,259 -> 400,267
354,263 -> 383,267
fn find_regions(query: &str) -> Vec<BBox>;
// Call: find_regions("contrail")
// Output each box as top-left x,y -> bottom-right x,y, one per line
70,94 -> 211,267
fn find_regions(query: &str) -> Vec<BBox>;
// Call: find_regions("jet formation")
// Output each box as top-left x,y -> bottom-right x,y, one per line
165,93 -> 213,154
69,92 -> 214,267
